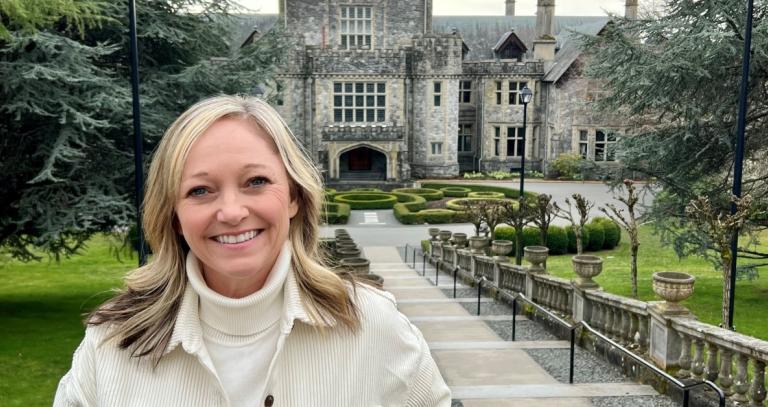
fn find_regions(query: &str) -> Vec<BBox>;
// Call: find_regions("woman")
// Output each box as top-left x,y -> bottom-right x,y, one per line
54,95 -> 450,406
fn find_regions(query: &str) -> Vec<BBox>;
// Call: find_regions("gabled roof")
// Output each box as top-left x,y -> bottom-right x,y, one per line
542,20 -> 609,83
492,30 -> 528,54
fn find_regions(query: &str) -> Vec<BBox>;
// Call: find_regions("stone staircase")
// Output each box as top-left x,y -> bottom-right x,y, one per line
363,246 -> 669,407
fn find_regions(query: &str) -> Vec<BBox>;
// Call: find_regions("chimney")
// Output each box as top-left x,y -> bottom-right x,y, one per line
505,0 -> 515,16
625,0 -> 638,19
533,0 -> 556,63
535,0 -> 555,39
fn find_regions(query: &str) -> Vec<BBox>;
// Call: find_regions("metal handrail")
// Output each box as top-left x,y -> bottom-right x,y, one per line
403,243 -> 410,265
508,293 -> 725,407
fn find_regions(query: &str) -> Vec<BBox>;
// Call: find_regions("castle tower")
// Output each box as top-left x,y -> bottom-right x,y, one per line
505,0 -> 515,16
625,0 -> 638,19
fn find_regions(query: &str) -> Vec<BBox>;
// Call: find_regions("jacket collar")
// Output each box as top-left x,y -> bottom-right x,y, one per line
165,251 -> 336,356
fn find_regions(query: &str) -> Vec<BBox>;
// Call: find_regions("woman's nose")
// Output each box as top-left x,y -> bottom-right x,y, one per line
216,192 -> 249,224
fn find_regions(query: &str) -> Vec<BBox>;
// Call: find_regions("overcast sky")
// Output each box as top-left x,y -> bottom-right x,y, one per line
237,0 -> 660,16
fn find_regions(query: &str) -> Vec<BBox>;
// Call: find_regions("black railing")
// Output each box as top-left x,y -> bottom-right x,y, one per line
507,293 -> 726,407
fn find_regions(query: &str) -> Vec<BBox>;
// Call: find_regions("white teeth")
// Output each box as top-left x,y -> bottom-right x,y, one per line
215,230 -> 258,244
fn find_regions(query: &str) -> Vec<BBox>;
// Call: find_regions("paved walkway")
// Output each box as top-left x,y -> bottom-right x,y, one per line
363,246 -> 661,407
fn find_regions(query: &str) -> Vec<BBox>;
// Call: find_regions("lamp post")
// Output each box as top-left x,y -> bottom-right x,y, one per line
128,0 -> 147,266
513,86 -> 533,266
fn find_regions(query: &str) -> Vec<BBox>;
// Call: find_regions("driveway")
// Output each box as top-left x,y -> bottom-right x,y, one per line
320,180 -> 655,247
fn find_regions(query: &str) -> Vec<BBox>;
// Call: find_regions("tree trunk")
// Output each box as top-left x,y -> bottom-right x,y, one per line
575,226 -> 583,255
721,255 -> 732,328
630,242 -> 639,298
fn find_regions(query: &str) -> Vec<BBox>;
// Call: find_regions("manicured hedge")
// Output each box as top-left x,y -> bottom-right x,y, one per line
348,188 -> 383,192
593,217 -> 621,249
421,182 -> 536,199
333,193 -> 397,209
391,188 -> 444,201
420,209 -> 455,224
492,221 -> 620,254
445,197 -> 508,211
439,186 -> 471,197
547,226 -> 568,255
467,191 -> 505,199
321,202 -> 351,224
392,193 -> 429,224
567,226 -> 591,253
584,222 -> 605,252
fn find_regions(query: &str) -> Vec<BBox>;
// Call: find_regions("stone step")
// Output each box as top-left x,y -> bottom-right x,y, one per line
428,341 -> 568,350
396,298 -> 494,304
451,383 -> 658,399
408,315 -> 522,322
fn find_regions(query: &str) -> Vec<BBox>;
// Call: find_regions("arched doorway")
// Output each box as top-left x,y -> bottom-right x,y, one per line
338,146 -> 387,180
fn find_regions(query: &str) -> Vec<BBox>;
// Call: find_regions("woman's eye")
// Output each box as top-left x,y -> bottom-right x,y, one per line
248,177 -> 268,187
188,187 -> 208,197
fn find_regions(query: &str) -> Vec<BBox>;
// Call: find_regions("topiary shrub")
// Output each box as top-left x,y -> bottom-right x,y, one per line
567,225 -> 591,253
391,188 -> 444,201
393,203 -> 423,224
494,226 -> 515,241
422,182 -> 536,199
439,186 -> 471,197
333,193 -> 397,209
546,226 -> 568,255
593,217 -> 621,249
321,202 -> 351,224
467,191 -> 505,199
420,209 -> 456,224
584,222 -> 605,252
522,226 -> 543,248
445,197 -> 507,211
348,188 -> 383,192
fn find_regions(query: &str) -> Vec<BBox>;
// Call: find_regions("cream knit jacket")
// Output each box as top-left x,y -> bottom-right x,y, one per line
54,250 -> 451,407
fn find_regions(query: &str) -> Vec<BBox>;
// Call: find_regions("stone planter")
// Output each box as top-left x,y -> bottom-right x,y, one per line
491,240 -> 514,261
438,230 -> 452,243
428,227 -> 440,241
524,246 -> 549,273
571,255 -> 603,289
452,233 -> 468,248
336,248 -> 361,259
334,229 -> 349,236
357,273 -> 384,289
339,257 -> 370,275
652,271 -> 695,315
335,242 -> 358,252
469,236 -> 488,254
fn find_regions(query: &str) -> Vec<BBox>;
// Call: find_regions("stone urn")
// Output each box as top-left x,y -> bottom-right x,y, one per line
438,230 -> 452,244
524,246 -> 549,273
652,271 -> 695,315
571,255 -> 603,289
491,240 -> 514,261
428,227 -> 440,241
339,257 -> 370,275
336,248 -> 361,259
357,273 -> 384,289
334,229 -> 349,236
452,233 -> 468,248
469,236 -> 488,254
335,242 -> 358,251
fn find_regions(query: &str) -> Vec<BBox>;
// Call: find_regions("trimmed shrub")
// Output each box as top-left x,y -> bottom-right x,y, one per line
494,226 -> 515,241
422,182 -> 536,199
421,240 -> 431,253
546,226 -> 568,255
593,217 -> 621,249
392,194 -> 428,224
468,191 -> 505,199
334,193 -> 397,209
567,225 -> 591,253
420,209 -> 456,224
348,188 -> 382,192
391,188 -> 444,201
439,186 -> 471,197
584,222 -> 605,252
445,197 -> 508,211
321,202 -> 351,224
522,226 -> 543,248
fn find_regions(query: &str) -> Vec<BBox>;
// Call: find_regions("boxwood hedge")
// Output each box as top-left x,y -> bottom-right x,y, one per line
421,182 -> 536,199
333,193 -> 397,209
467,191 -> 506,199
593,217 -> 621,249
391,188 -> 444,201
584,222 -> 605,252
444,197 -> 508,211
439,186 -> 471,197
321,202 -> 351,224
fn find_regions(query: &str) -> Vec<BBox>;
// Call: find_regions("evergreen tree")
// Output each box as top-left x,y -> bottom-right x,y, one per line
1,0 -> 286,260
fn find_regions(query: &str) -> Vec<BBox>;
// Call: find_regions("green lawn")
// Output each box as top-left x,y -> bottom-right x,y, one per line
0,237 -> 128,406
546,226 -> 768,340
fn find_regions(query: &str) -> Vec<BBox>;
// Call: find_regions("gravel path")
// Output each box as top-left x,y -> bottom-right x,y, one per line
590,395 -> 680,407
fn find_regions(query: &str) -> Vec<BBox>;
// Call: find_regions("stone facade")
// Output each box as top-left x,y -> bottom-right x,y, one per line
259,0 -> 628,182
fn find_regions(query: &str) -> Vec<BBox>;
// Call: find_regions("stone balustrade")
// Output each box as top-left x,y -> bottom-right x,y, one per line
424,235 -> 768,405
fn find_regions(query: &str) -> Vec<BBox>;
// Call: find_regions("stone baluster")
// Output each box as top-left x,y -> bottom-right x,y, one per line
705,342 -> 719,382
749,359 -> 766,407
611,307 -> 622,340
691,339 -> 705,379
629,314 -> 639,347
621,310 -> 632,344
596,303 -> 605,331
603,304 -> 613,336
639,316 -> 649,350
677,333 -> 692,378
732,353 -> 750,404
717,348 -> 733,396
559,288 -> 568,312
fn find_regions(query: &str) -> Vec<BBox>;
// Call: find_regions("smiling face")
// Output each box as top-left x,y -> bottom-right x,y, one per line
175,117 -> 298,298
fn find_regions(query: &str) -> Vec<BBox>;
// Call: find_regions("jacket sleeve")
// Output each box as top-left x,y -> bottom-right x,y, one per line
404,324 -> 452,407
53,328 -> 97,407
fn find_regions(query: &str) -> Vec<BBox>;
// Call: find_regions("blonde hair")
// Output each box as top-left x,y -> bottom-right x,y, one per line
89,95 -> 360,364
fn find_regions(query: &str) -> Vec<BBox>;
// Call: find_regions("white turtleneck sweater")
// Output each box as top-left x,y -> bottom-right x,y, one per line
185,242 -> 291,407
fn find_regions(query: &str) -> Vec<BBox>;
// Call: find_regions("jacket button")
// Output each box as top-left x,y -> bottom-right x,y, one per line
264,395 -> 274,406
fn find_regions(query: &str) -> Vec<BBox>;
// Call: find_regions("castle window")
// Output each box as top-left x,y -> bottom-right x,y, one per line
494,126 -> 501,156
495,81 -> 502,105
595,130 -> 617,161
333,81 -> 385,123
585,80 -> 608,102
579,130 -> 589,158
506,127 -> 524,157
458,123 -> 472,152
340,6 -> 372,49
431,142 -> 443,155
459,80 -> 472,103
433,81 -> 442,106
508,81 -> 528,105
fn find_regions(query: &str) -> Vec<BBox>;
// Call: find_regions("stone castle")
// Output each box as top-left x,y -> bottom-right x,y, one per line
238,0 -> 635,182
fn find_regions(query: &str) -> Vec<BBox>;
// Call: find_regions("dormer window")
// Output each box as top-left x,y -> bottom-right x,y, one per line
340,6 -> 372,49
